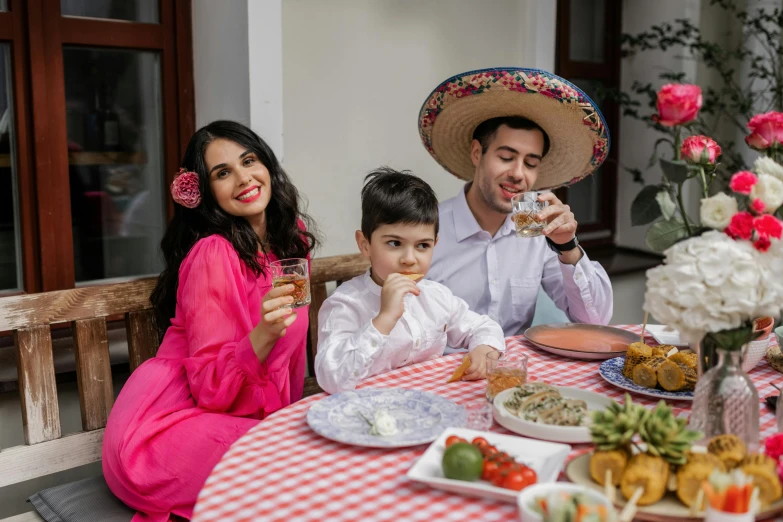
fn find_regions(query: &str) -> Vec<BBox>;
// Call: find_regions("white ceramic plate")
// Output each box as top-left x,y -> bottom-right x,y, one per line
492,386 -> 612,444
306,388 -> 466,448
406,427 -> 571,503
645,325 -> 686,347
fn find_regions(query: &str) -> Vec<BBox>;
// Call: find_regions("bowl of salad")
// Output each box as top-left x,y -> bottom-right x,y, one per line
517,482 -> 616,522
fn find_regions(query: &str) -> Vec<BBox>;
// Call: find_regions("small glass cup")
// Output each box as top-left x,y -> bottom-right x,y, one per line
269,258 -> 311,308
462,400 -> 494,431
486,351 -> 528,403
512,192 -> 549,238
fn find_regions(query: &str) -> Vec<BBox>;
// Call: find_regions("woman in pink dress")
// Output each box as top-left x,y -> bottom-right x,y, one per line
102,121 -> 318,521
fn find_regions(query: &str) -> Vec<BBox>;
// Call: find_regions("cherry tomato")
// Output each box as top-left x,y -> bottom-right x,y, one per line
519,466 -> 537,486
499,460 -> 521,474
483,445 -> 499,457
481,460 -> 500,481
502,470 -> 527,491
445,435 -> 466,448
472,437 -> 490,448
491,471 -> 506,488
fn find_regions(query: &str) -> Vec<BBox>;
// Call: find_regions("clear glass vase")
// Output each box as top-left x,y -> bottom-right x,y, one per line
690,347 -> 760,451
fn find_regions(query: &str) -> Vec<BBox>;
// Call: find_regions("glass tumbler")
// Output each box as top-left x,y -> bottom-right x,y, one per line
269,258 -> 311,308
486,351 -> 528,403
512,192 -> 549,238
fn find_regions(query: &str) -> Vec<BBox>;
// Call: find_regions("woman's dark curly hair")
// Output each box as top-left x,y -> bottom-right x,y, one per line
150,120 -> 318,335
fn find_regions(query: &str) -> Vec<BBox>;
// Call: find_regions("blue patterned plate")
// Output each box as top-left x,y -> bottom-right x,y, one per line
599,357 -> 693,401
306,388 -> 467,448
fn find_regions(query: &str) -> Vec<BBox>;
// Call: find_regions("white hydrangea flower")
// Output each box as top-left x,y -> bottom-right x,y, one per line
643,231 -> 783,343
699,193 -> 738,230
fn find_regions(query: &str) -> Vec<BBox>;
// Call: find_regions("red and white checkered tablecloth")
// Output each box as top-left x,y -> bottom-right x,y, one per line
192,326 -> 781,522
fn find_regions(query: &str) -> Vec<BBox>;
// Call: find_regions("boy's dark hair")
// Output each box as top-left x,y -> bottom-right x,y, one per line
472,116 -> 550,157
361,167 -> 439,240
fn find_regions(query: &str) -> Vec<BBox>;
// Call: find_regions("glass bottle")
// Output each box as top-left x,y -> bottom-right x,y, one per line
690,347 -> 760,451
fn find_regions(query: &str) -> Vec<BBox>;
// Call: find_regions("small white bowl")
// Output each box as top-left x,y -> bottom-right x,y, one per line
517,482 -> 614,522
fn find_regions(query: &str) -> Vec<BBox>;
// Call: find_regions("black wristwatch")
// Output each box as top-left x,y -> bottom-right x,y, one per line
545,235 -> 580,254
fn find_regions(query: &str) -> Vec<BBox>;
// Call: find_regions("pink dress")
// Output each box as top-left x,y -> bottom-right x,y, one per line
102,235 -> 308,521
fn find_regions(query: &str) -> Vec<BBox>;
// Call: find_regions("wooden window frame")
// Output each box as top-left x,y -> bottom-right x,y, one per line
554,0 -> 622,248
5,0 -> 195,295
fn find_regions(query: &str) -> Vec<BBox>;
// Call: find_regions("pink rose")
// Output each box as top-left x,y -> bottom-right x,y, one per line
725,211 -> 754,241
729,171 -> 759,195
754,213 -> 783,240
171,168 -> 202,209
680,135 -> 721,164
766,434 -> 783,461
751,198 -> 766,213
652,84 -> 702,127
745,111 -> 783,150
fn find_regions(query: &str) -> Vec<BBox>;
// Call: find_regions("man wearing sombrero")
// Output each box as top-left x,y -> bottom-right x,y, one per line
420,67 -> 613,339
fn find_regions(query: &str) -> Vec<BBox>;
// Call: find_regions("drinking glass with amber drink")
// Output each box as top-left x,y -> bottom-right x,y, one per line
486,351 -> 528,402
512,192 -> 548,238
270,258 -> 311,308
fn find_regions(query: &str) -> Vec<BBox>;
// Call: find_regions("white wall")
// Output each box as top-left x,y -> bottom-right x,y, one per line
192,0 -> 251,128
281,0 -> 556,256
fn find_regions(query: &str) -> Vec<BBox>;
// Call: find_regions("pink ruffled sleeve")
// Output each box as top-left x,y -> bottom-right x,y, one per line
179,236 -> 281,417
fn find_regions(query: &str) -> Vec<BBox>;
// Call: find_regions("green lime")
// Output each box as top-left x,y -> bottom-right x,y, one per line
441,442 -> 483,482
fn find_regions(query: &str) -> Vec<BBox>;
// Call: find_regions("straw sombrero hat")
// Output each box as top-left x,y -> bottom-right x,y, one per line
418,67 -> 610,191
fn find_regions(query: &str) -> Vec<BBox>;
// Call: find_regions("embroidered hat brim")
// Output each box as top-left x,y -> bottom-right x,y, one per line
418,67 -> 610,191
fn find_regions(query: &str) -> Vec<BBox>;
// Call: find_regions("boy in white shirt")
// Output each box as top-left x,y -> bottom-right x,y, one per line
315,168 -> 505,394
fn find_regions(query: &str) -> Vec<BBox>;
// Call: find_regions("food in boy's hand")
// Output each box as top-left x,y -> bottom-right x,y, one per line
400,272 -> 424,281
530,490 -> 615,522
708,434 -> 747,470
503,386 -> 588,426
447,355 -> 471,383
440,436 -> 537,491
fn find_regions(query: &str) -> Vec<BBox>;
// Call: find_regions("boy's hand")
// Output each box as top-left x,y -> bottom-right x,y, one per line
372,273 -> 421,335
462,344 -> 500,381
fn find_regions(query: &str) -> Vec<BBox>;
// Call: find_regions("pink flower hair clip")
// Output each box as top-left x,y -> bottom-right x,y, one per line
171,168 -> 201,209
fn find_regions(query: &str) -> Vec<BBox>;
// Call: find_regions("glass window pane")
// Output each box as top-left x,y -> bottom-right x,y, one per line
0,45 -> 20,291
64,47 -> 165,283
61,0 -> 159,24
568,0 -> 605,63
566,78 -> 606,226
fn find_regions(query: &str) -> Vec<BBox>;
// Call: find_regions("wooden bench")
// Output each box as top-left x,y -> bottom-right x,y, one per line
0,253 -> 369,522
